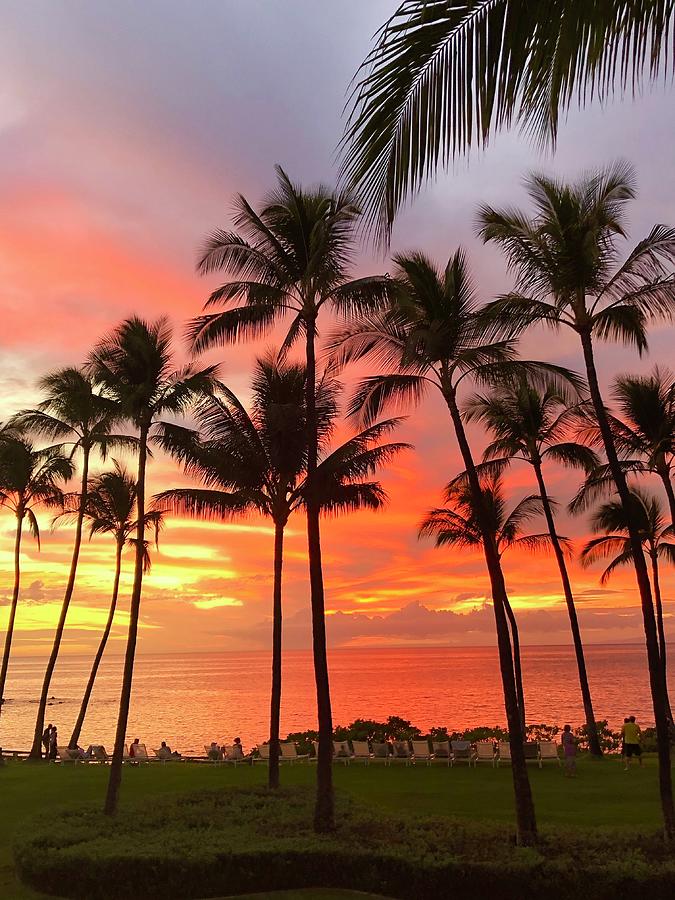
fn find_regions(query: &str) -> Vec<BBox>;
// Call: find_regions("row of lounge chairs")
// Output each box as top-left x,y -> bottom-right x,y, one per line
292,739 -> 561,767
54,744 -> 174,764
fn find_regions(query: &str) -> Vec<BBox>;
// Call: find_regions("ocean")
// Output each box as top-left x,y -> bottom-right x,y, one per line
0,644 -> 670,754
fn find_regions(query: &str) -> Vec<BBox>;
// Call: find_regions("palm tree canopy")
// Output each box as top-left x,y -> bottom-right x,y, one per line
88,317 -> 220,430
0,433 -> 73,547
341,0 -> 674,240
187,166 -> 393,355
465,377 -> 598,474
580,486 -> 675,582
419,474 -> 562,557
478,164 -> 675,352
11,367 -> 131,458
330,249 -> 583,425
611,367 -> 675,467
155,356 -> 409,525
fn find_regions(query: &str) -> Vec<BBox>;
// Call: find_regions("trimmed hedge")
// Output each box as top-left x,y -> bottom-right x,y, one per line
14,786 -> 675,899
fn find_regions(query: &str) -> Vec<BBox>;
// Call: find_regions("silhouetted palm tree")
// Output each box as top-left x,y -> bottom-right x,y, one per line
63,463 -> 164,749
331,249 -> 577,844
581,488 -> 674,720
0,434 -> 71,722
13,368 -> 126,759
575,368 -> 675,528
479,163 -> 675,836
88,317 -> 219,815
341,0 -> 673,239
157,356 -> 407,789
188,166 -> 392,831
463,377 -> 603,756
420,475 -> 561,732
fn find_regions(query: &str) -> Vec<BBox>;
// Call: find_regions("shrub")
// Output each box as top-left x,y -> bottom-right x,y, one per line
14,786 -> 675,900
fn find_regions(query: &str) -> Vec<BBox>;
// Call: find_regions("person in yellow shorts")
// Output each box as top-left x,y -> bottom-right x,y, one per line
621,716 -> 642,770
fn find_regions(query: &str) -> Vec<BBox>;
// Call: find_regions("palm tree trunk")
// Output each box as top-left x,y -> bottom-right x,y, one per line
69,537 -> 124,750
0,509 -> 23,721
579,328 -> 674,839
104,425 -> 148,815
658,469 -> 675,532
304,314 -> 334,833
29,449 -> 90,759
531,460 -> 602,757
444,387 -> 537,844
650,551 -> 673,722
502,594 -> 526,734
268,519 -> 284,789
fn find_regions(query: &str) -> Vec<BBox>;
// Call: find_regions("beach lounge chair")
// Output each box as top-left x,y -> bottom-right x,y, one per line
332,740 -> 352,765
431,740 -> 451,765
412,740 -> 433,766
134,743 -> 151,763
524,741 -> 540,764
56,746 -> 78,764
539,741 -> 560,767
371,741 -> 391,765
497,741 -> 511,766
204,744 -> 223,763
280,742 -> 309,764
391,740 -> 412,765
474,742 -> 496,766
351,740 -> 372,764
255,744 -> 270,763
90,745 -> 109,763
450,741 -> 473,766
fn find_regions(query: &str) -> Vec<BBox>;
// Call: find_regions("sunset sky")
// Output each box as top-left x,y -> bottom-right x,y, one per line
1,1 -> 674,657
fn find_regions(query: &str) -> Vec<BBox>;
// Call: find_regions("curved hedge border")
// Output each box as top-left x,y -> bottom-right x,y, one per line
14,786 -> 675,899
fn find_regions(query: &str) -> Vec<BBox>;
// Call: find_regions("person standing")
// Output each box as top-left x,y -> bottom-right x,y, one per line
41,723 -> 52,760
49,725 -> 58,761
561,724 -> 577,777
621,716 -> 642,770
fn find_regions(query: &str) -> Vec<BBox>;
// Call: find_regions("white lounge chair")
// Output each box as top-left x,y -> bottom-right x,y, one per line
497,741 -> 511,766
280,742 -> 309,764
351,740 -> 372,764
371,741 -> 391,765
255,743 -> 270,763
430,740 -> 451,765
89,745 -> 109,763
391,740 -> 412,765
204,743 -> 224,763
332,740 -> 352,765
56,746 -> 78,764
539,741 -> 561,767
450,740 -> 473,765
474,742 -> 496,766
134,743 -> 151,763
412,740 -> 433,766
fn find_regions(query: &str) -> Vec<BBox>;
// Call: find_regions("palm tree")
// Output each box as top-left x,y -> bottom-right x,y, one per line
341,0 -> 674,239
463,377 -> 604,756
330,249 -> 578,844
478,163 -> 675,837
580,488 -> 674,721
63,463 -> 164,750
420,475 -> 560,732
0,435 -> 72,721
156,356 -> 407,790
87,317 -> 219,816
188,166 -> 392,831
12,368 -> 126,760
575,368 -> 675,528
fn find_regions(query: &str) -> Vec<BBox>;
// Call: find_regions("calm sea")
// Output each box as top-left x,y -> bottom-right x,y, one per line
0,645 -> 670,754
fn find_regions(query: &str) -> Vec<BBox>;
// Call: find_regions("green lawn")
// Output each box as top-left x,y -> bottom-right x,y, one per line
1,756 -> 665,899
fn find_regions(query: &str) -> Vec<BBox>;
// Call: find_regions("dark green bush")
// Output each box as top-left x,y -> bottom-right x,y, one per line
14,786 -> 675,900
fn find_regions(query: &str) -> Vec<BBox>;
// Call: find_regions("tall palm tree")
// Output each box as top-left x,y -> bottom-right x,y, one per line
156,356 -> 407,790
575,368 -> 675,527
580,488 -> 674,720
330,250 -> 578,843
63,463 -> 164,750
0,435 -> 72,721
463,377 -> 604,756
478,163 -> 675,837
341,0 -> 674,239
188,166 -> 392,831
12,368 -> 127,760
420,475 -> 561,731
88,317 -> 219,816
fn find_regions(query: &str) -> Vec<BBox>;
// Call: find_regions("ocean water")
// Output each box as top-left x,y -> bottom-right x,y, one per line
0,644 -> 670,754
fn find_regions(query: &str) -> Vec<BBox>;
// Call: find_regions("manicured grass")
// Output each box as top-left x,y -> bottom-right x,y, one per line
1,756 -> 667,898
